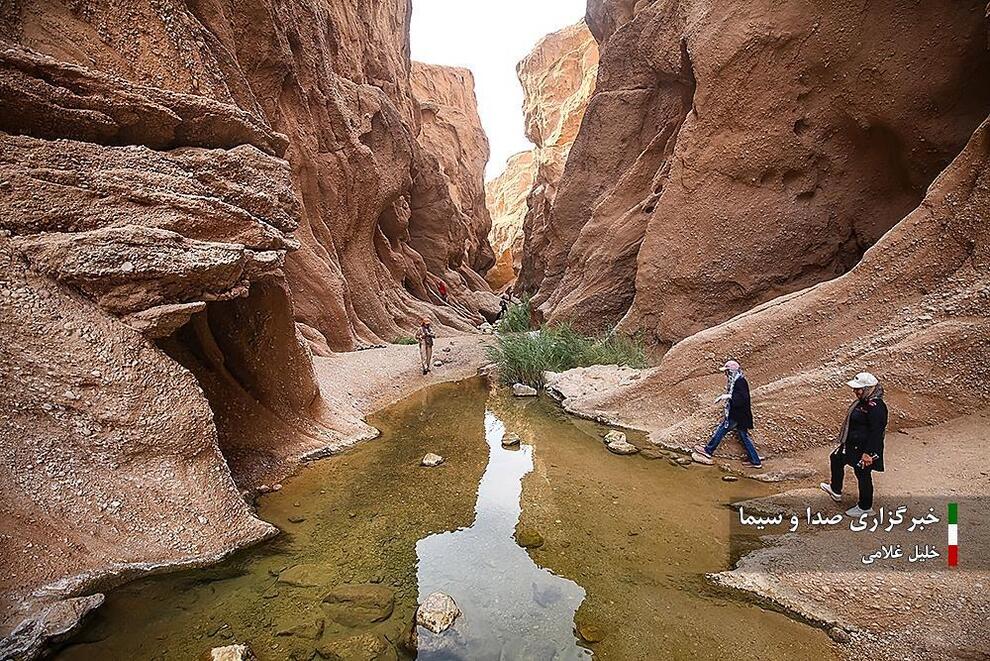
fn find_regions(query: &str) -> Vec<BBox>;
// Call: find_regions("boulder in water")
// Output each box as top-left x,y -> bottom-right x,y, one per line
512,383 -> 538,397
421,453 -> 444,467
277,564 -> 328,588
415,592 -> 462,634
322,584 -> 396,627
501,432 -> 521,447
603,430 -> 626,444
316,633 -> 397,661
515,526 -> 545,548
209,645 -> 255,661
606,438 -> 639,455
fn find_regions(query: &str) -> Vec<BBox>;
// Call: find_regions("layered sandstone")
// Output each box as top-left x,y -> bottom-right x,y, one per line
525,0 -> 990,343
486,22 -> 598,292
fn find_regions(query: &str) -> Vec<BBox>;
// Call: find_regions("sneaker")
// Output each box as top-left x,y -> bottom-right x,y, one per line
744,462 -> 763,469
845,505 -> 875,517
819,482 -> 842,502
693,445 -> 712,459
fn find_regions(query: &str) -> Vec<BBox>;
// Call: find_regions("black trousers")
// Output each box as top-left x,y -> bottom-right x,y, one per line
830,450 -> 874,509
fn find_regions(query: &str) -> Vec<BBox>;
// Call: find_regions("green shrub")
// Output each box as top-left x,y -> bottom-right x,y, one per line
394,336 -> 418,345
485,324 -> 647,388
495,295 -> 532,333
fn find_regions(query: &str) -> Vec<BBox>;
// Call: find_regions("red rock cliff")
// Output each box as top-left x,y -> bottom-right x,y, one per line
525,0 -> 990,344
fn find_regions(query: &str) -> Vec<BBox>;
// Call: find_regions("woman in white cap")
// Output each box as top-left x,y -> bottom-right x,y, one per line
820,372 -> 888,516
694,360 -> 762,468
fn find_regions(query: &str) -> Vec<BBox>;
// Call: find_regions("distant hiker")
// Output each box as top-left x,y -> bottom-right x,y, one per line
437,280 -> 448,301
416,318 -> 436,375
694,360 -> 763,468
820,372 -> 888,517
498,292 -> 511,319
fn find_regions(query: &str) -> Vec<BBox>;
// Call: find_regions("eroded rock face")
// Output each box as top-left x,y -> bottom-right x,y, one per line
1,0 -> 493,351
411,63 -> 495,276
486,22 -> 598,293
554,114 -> 990,455
0,244 -> 276,656
528,0 -> 990,343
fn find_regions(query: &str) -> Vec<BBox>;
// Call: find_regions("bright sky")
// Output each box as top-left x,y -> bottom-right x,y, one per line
411,0 -> 587,179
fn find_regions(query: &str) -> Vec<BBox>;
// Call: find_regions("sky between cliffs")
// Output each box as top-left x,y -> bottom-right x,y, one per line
411,0 -> 587,180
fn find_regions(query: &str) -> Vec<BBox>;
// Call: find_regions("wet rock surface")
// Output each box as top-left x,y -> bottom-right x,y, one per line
512,383 -> 538,397
322,585 -> 396,627
421,453 -> 445,467
414,592 -> 462,634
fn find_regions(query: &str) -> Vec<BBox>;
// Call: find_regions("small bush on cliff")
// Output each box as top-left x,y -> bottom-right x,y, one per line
496,295 -> 532,333
486,324 -> 646,388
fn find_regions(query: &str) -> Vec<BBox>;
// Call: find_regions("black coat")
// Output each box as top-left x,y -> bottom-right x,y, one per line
727,376 -> 754,430
843,398 -> 888,472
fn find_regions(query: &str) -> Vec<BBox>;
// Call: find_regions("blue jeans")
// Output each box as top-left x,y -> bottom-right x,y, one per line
705,419 -> 761,465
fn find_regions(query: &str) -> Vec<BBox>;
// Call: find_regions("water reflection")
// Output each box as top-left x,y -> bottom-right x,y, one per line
415,411 -> 589,660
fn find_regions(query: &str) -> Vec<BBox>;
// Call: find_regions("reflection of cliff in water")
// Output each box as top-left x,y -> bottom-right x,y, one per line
416,411 -> 589,659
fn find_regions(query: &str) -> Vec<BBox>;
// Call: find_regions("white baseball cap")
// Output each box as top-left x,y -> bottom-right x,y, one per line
846,372 -> 879,388
719,360 -> 741,372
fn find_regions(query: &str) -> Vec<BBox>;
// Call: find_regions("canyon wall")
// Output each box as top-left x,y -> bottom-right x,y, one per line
552,111 -> 990,455
485,151 -> 536,290
410,62 -> 497,314
526,0 -> 990,344
0,0 -> 495,655
486,21 -> 598,292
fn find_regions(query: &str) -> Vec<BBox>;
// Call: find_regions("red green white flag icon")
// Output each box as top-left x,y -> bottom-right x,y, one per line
947,503 -> 958,567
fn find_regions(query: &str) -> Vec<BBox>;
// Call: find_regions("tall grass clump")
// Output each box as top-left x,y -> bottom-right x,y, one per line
495,294 -> 532,333
486,323 -> 647,388
394,336 -> 418,345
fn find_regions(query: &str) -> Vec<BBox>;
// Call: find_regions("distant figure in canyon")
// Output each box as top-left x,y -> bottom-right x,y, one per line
694,360 -> 763,468
820,372 -> 888,517
437,280 -> 448,301
498,292 -> 512,319
416,318 -> 436,375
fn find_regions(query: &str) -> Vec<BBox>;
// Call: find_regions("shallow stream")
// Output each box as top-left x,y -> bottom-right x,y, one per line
58,378 -> 835,660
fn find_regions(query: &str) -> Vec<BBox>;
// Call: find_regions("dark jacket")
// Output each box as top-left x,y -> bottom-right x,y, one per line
727,376 -> 754,430
843,398 -> 887,472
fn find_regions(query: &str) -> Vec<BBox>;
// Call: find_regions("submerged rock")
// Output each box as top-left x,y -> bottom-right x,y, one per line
421,453 -> 444,467
501,432 -> 521,447
277,564 -> 328,588
512,383 -> 538,397
275,616 -> 324,640
576,622 -> 607,643
316,633 -> 397,661
415,592 -> 462,634
209,644 -> 255,661
322,584 -> 396,627
515,527 -> 545,549
606,438 -> 639,455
